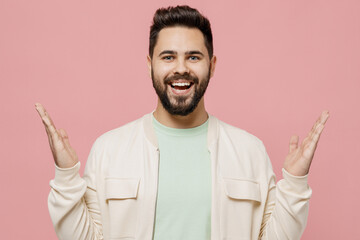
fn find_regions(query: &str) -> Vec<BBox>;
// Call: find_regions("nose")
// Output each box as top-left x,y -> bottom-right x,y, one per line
173,58 -> 189,75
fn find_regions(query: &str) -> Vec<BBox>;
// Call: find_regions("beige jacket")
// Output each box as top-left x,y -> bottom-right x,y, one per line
48,113 -> 311,240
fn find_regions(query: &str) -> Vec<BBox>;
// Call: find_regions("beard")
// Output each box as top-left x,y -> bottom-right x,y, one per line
151,67 -> 211,116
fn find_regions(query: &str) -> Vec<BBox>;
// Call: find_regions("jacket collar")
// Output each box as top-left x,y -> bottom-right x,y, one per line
142,112 -> 219,151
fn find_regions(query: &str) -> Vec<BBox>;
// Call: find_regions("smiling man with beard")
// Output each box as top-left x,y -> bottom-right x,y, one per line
150,25 -> 213,118
36,5 -> 329,240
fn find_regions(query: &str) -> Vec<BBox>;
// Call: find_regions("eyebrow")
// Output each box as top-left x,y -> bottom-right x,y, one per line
158,50 -> 204,57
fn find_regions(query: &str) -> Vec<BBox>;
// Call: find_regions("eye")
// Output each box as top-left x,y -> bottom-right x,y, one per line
162,56 -> 174,61
188,56 -> 200,61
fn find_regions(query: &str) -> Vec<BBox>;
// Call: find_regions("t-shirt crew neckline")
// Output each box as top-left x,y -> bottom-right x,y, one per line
151,113 -> 209,137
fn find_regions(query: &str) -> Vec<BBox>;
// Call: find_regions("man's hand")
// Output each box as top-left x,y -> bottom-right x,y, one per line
283,110 -> 330,176
35,103 -> 79,168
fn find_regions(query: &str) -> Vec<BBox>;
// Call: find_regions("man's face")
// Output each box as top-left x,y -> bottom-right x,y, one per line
148,26 -> 216,116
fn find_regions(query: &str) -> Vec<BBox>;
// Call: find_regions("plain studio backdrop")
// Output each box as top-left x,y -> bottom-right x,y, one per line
1,0 -> 359,239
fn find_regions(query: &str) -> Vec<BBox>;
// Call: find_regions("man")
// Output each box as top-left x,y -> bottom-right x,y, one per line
36,5 -> 329,240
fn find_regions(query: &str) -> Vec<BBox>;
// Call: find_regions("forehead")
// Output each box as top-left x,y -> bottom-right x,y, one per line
154,26 -> 207,55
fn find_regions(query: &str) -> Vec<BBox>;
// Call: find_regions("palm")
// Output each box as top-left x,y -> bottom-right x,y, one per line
283,111 -> 329,176
35,103 -> 78,168
53,134 -> 78,167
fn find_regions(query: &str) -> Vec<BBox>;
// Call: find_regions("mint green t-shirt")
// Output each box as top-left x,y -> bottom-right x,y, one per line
152,115 -> 211,240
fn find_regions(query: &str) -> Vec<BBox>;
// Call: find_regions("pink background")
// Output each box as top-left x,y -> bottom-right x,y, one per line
1,0 -> 359,239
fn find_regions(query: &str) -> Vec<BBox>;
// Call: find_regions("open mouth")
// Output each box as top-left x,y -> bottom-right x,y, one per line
167,80 -> 195,96
169,81 -> 194,90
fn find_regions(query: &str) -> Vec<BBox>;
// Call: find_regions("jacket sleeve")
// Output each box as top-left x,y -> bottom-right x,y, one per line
48,142 -> 103,240
259,149 -> 312,240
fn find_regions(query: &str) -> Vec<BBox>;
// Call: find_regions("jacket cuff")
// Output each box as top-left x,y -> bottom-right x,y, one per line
281,168 -> 311,195
53,161 -> 82,187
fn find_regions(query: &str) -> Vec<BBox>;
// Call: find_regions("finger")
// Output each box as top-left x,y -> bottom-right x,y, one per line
50,127 -> 63,148
309,121 -> 326,147
45,125 -> 63,153
59,129 -> 72,150
59,128 -> 67,138
35,103 -> 63,150
36,104 -> 54,146
309,110 -> 329,140
44,124 -> 54,148
319,110 -> 330,125
35,103 -> 48,120
307,115 -> 321,139
305,115 -> 328,156
42,117 -> 61,145
44,109 -> 57,130
41,122 -> 62,162
35,103 -> 60,140
307,110 -> 329,140
289,135 -> 299,153
35,103 -> 57,130
59,129 -> 77,158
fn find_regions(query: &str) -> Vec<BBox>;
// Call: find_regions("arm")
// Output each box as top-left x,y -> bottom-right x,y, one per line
260,165 -> 312,239
36,103 -> 103,240
260,110 -> 329,239
48,150 -> 103,239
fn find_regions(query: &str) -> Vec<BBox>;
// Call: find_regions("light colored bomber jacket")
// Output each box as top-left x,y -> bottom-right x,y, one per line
48,113 -> 312,240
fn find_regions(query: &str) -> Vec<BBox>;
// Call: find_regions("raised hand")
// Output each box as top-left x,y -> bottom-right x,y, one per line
283,110 -> 330,176
35,103 -> 78,168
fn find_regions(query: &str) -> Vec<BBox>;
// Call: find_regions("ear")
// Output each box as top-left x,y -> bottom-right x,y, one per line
147,55 -> 152,78
209,55 -> 217,78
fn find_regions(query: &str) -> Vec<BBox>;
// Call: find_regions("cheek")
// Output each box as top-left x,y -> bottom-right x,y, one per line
193,64 -> 210,78
152,64 -> 173,79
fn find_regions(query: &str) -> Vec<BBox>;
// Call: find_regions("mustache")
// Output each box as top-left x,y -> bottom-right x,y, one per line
164,73 -> 199,84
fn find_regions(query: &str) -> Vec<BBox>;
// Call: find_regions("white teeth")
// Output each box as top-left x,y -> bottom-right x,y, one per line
171,82 -> 191,87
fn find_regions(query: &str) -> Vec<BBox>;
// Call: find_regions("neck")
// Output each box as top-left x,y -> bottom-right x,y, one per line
153,98 -> 208,128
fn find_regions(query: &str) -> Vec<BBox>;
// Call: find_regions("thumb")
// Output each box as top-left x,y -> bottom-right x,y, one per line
289,135 -> 299,153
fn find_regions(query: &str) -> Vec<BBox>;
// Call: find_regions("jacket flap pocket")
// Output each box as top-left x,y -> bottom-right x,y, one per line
105,178 -> 140,200
222,178 -> 261,202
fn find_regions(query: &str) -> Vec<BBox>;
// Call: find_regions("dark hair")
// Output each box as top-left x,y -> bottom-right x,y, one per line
149,5 -> 213,59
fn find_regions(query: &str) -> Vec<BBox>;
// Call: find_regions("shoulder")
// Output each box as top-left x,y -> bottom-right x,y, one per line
92,114 -> 147,150
214,116 -> 266,153
211,116 -> 274,179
